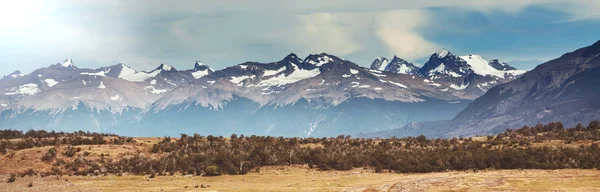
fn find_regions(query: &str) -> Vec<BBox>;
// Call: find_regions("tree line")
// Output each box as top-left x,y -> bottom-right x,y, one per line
3,121 -> 600,179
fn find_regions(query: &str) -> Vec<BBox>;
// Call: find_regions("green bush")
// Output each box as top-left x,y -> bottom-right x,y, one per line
6,173 -> 16,183
205,166 -> 221,176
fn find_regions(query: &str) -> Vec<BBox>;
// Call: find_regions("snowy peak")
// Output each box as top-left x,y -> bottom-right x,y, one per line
303,53 -> 339,67
370,57 -> 390,71
371,56 -> 419,74
458,54 -> 525,78
191,61 -> 213,79
435,49 -> 451,58
193,61 -> 212,72
50,58 -> 76,69
114,64 -> 137,78
61,58 -> 75,67
386,56 -> 419,74
488,59 -> 517,71
155,64 -> 177,72
194,61 -> 206,67
282,53 -> 302,64
8,70 -> 24,78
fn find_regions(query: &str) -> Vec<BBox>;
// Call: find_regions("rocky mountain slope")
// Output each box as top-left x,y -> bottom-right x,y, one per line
362,40 -> 600,138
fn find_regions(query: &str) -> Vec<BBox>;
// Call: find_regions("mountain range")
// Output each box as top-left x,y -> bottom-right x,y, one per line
362,40 -> 600,138
1,49 -> 527,137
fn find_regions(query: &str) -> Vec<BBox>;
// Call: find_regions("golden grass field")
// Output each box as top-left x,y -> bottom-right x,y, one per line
1,167 -> 600,192
1,138 -> 600,191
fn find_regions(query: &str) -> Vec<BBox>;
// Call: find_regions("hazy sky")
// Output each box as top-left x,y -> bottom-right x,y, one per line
1,0 -> 600,76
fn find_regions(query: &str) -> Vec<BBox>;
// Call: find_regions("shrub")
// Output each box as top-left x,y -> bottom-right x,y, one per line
7,173 -> 16,183
205,166 -> 221,176
64,146 -> 77,157
41,147 -> 58,162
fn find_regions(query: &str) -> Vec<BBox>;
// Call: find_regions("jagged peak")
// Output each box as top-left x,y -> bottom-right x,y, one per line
374,56 -> 388,61
283,53 -> 300,60
370,57 -> 390,71
156,63 -> 177,72
193,61 -> 213,72
434,49 -> 451,58
195,61 -> 207,67
63,58 -> 73,66
304,53 -> 340,67
488,59 -> 517,71
390,55 -> 409,63
60,58 -> 76,68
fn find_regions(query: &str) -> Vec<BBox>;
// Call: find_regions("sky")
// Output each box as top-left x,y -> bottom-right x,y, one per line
1,0 -> 600,76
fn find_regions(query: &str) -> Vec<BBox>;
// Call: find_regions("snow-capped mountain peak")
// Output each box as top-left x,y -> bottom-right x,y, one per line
386,56 -> 418,74
193,61 -> 212,71
195,61 -> 206,67
116,64 -> 137,79
458,54 -> 524,78
282,53 -> 302,64
304,53 -> 338,67
8,70 -> 24,78
488,59 -> 517,71
61,58 -> 75,68
436,49 -> 450,58
191,61 -> 213,79
156,64 -> 176,72
370,56 -> 418,74
370,57 -> 390,71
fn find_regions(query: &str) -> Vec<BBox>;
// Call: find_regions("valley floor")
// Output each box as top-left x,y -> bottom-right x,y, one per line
1,167 -> 600,192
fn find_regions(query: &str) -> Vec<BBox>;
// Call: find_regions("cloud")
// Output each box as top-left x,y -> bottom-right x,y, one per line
294,13 -> 363,55
374,10 -> 439,60
0,0 -> 599,75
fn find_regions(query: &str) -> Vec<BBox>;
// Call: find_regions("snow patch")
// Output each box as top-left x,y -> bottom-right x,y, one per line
44,79 -> 58,87
380,79 -> 408,88
110,95 -> 121,101
120,70 -> 160,82
230,75 -> 256,86
307,55 -> 334,66
342,74 -> 351,78
10,73 -> 24,78
161,64 -> 173,71
145,86 -> 168,94
428,83 -> 442,87
5,84 -> 40,96
81,71 -> 106,77
377,58 -> 390,71
349,69 -> 359,75
192,69 -> 210,79
449,83 -> 469,90
118,64 -> 137,79
257,65 -> 320,87
98,82 -> 106,89
262,67 -> 286,77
